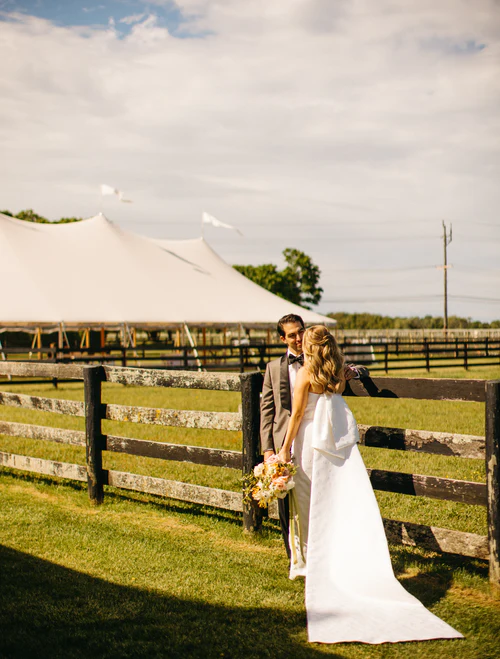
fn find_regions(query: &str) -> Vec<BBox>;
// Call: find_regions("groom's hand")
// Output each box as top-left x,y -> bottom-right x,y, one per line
344,364 -> 358,381
264,450 -> 275,463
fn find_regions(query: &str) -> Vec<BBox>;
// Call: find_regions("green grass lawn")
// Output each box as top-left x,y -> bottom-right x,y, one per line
1,365 -> 499,657
1,470 -> 499,659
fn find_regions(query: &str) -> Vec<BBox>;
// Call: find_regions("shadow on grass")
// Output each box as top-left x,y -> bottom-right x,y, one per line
389,544 -> 488,608
0,545 -> 341,659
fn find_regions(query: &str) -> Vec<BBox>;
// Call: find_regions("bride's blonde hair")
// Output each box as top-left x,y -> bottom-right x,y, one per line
303,325 -> 345,394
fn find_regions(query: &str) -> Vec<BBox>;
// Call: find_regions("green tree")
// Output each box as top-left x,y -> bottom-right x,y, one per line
281,248 -> 323,308
328,311 -> 498,330
1,209 -> 82,224
234,249 -> 323,309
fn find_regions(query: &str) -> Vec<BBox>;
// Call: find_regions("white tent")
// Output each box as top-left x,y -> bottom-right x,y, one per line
0,213 -> 335,329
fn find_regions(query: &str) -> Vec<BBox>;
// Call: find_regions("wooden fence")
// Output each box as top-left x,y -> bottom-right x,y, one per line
0,361 -> 499,585
2,336 -> 499,373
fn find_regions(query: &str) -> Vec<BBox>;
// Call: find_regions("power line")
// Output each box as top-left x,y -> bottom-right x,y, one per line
322,294 -> 500,304
323,295 -> 442,303
451,295 -> 500,303
322,265 -> 436,273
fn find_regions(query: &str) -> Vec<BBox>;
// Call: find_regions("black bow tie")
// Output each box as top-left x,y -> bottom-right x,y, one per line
288,353 -> 304,365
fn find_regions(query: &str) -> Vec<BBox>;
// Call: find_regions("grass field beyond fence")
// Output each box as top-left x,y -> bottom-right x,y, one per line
1,365 -> 500,658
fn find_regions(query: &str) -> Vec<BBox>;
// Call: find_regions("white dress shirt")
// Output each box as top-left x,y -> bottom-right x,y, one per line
287,349 -> 303,399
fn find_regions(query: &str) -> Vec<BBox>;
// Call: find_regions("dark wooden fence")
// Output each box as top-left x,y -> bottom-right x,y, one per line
0,361 -> 499,585
0,361 -> 260,532
2,336 -> 499,373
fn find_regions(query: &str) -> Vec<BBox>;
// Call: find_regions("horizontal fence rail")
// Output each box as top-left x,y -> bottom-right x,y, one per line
366,468 -> 486,506
104,435 -> 243,470
102,366 -> 243,391
104,404 -> 242,431
0,420 -> 86,446
345,377 -> 486,402
0,362 -> 84,379
106,469 -> 243,512
0,391 -> 85,416
0,452 -> 88,481
0,362 -> 498,584
359,424 -> 485,459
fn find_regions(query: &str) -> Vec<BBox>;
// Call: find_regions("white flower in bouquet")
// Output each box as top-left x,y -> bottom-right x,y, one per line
253,463 -> 265,477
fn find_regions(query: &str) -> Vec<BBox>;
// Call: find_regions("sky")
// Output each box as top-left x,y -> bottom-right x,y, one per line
1,0 -> 499,321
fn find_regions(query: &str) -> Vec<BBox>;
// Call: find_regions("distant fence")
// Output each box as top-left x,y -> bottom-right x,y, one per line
2,336 -> 499,373
336,328 -> 500,342
0,361 -> 499,585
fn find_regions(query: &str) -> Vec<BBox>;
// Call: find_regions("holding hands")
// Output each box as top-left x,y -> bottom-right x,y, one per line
264,448 -> 292,465
344,364 -> 358,381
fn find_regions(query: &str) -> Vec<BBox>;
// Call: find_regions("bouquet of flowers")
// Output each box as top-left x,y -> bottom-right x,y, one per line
243,459 -> 297,508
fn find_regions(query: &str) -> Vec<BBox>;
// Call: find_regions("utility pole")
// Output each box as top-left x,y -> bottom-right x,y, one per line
442,220 -> 452,331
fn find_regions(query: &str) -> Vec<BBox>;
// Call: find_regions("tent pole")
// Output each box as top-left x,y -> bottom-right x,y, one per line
63,323 -> 70,348
58,323 -> 64,350
0,336 -> 12,380
37,327 -> 42,360
184,323 -> 203,371
124,323 -> 138,359
29,329 -> 37,359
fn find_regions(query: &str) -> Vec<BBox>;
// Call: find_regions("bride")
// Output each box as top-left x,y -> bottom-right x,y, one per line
275,325 -> 463,645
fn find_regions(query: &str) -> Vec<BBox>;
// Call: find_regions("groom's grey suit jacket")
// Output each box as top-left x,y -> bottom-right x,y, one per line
260,354 -> 292,454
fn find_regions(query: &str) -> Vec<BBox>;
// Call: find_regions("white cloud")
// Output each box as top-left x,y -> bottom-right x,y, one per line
119,13 -> 146,26
0,0 -> 499,319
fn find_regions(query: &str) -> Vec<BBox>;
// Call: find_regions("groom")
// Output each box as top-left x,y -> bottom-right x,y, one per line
260,313 -> 368,558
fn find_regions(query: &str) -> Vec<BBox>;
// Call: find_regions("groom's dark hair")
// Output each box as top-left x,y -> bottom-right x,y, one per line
277,314 -> 305,338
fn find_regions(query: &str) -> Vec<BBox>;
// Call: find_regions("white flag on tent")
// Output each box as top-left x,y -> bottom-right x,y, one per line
100,184 -> 133,203
202,211 -> 242,235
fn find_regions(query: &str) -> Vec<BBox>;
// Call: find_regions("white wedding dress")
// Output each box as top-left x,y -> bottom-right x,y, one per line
288,392 -> 463,644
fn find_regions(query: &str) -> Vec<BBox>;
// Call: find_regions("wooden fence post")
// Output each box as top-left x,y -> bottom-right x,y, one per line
486,380 -> 500,587
424,339 -> 430,372
84,365 -> 104,504
240,371 -> 264,532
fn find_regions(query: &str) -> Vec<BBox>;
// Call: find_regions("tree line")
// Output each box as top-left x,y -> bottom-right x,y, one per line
1,209 -> 82,224
328,312 -> 500,330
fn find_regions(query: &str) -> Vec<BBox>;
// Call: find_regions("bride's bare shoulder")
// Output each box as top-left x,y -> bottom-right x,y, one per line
296,366 -> 312,385
297,366 -> 322,392
300,365 -> 324,394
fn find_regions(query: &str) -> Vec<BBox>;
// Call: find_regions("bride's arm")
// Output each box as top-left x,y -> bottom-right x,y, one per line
276,368 -> 311,462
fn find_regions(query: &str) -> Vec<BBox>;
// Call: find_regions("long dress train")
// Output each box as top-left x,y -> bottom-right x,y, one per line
288,392 -> 463,644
